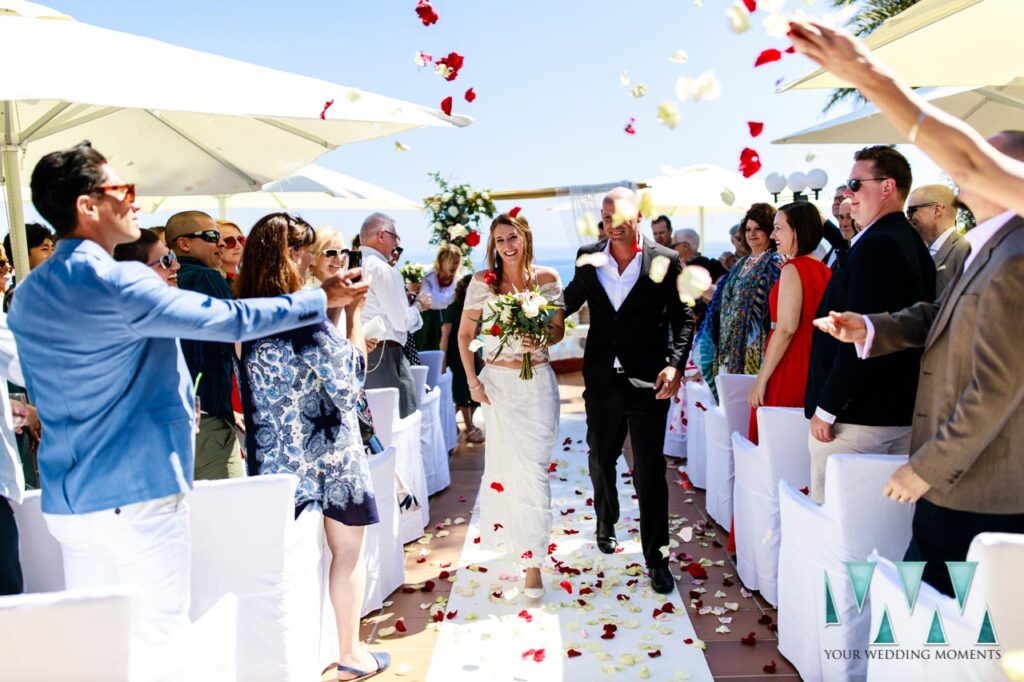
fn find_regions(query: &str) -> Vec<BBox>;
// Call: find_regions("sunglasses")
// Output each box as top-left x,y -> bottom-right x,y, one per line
321,248 -> 349,259
223,235 -> 246,249
180,230 -> 222,244
906,202 -> 938,218
391,246 -> 405,259
846,177 -> 890,193
0,261 -> 10,274
146,251 -> 178,270
91,183 -> 136,204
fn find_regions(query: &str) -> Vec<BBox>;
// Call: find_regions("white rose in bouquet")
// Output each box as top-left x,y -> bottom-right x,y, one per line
447,205 -> 459,218
456,195 -> 465,205
442,192 -> 453,202
481,192 -> 490,200
433,221 -> 442,230
521,292 -> 547,319
448,223 -> 468,240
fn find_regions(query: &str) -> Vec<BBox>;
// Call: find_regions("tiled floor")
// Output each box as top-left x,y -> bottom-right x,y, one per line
358,373 -> 801,681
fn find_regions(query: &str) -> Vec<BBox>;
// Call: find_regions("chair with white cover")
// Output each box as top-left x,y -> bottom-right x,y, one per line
11,490 -> 63,593
777,454 -> 914,682
684,379 -> 715,489
365,387 -> 428,542
418,350 -> 459,453
703,373 -> 757,529
732,406 -> 810,606
359,446 -> 403,615
189,474 -> 323,682
865,533 -> 1022,682
410,365 -> 451,496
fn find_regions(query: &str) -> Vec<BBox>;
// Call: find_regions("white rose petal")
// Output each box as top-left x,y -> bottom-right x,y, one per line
763,11 -> 790,38
576,214 -> 600,238
576,252 -> 609,269
724,601 -> 740,611
649,255 -> 671,284
677,266 -> 713,307
395,142 -> 411,153
726,2 -> 751,33
657,102 -> 681,130
612,198 -> 638,228
681,526 -> 694,542
630,83 -> 648,98
715,624 -> 731,634
669,50 -> 689,64
675,70 -> 722,102
720,188 -> 736,206
619,70 -> 630,86
468,339 -> 484,352
346,89 -> 362,102
806,151 -> 819,162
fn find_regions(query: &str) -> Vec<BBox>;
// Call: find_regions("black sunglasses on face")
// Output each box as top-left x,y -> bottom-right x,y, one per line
180,230 -> 222,244
146,251 -> 178,270
846,177 -> 890,193
906,202 -> 939,218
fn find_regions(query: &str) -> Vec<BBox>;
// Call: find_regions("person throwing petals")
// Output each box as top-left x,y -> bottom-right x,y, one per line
457,212 -> 565,599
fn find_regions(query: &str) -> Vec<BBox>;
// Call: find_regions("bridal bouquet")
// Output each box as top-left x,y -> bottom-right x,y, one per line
477,285 -> 562,380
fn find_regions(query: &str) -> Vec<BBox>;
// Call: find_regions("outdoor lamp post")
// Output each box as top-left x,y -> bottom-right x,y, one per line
765,168 -> 828,202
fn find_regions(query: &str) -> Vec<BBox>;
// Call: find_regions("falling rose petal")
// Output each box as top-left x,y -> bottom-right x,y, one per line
576,214 -> 600,238
493,523 -> 504,531
638,191 -> 654,219
446,610 -> 458,620
806,151 -> 819,162
624,117 -> 637,135
320,99 -> 334,120
763,660 -> 778,674
346,89 -> 362,103
414,50 -> 433,67
649,256 -> 671,284
509,206 -> 522,219
467,339 -> 483,352
720,188 -> 736,206
739,147 -> 762,178
395,142 -> 411,153
547,462 -> 558,473
629,84 -> 648,98
726,1 -> 751,33
560,580 -> 573,594
669,49 -> 689,64
576,252 -> 610,269
677,266 -> 712,307
656,101 -> 681,130
440,96 -> 453,116
612,198 -> 638,228
748,121 -> 764,137
800,486 -> 810,496
415,0 -> 439,26
464,88 -> 476,103
675,70 -> 722,102
763,11 -> 790,38
490,481 -> 504,493
521,550 -> 534,559
567,648 -> 583,658
619,70 -> 630,86
785,45 -> 796,54
742,0 -> 757,11
518,609 -> 533,622
754,49 -> 783,67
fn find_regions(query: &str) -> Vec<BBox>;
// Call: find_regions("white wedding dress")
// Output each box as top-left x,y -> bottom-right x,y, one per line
464,275 -> 562,568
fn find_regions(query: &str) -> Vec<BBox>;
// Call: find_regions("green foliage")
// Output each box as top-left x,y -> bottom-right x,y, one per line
425,172 -> 497,266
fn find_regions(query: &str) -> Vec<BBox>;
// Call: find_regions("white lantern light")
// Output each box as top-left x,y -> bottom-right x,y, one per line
787,171 -> 808,193
764,172 -> 787,195
806,168 -> 828,191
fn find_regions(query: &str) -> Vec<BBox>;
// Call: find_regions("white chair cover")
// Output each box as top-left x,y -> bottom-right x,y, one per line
360,447 -> 403,615
867,546 -> 1009,682
703,373 -> 756,528
664,382 -> 688,458
416,350 -> 459,452
11,490 -> 63,593
777,454 -> 913,682
365,387 -> 428,543
189,474 -> 323,682
732,407 -> 809,606
410,365 -> 451,495
684,380 -> 715,489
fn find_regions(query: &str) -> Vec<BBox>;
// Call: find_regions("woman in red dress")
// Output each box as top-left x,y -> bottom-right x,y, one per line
747,202 -> 832,443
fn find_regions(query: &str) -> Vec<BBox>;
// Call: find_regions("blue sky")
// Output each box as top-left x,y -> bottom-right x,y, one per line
22,0 -> 942,259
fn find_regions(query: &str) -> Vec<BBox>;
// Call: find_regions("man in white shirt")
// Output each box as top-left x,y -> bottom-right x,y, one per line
359,213 -> 431,418
906,184 -> 969,295
0,312 -> 25,595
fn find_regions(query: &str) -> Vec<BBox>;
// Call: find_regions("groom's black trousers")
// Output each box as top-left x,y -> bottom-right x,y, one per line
585,373 -> 670,569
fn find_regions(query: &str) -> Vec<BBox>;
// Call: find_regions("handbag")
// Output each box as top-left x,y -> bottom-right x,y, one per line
355,390 -> 384,455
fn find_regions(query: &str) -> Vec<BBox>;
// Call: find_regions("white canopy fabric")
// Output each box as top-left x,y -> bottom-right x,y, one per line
643,164 -> 765,243
780,0 -> 1021,91
0,1 -> 468,277
773,79 -> 1024,145
136,164 -> 423,217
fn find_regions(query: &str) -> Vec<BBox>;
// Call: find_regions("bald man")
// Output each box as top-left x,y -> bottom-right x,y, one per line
907,184 -> 969,295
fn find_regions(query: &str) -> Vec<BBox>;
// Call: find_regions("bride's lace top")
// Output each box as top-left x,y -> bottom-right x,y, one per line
464,273 -> 564,363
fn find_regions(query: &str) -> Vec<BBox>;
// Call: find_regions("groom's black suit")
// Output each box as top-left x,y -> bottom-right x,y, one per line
564,237 -> 695,568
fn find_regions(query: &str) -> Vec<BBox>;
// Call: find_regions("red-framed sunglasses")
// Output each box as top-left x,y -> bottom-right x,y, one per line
223,235 -> 246,249
91,183 -> 136,204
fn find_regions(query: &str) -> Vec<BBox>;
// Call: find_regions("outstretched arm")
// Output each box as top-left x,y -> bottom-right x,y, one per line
789,20 -> 1024,216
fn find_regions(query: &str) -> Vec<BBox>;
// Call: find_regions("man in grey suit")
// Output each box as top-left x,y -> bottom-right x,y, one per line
906,184 -> 970,296
814,131 -> 1024,596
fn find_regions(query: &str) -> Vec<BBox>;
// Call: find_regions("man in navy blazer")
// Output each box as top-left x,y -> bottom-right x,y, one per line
8,141 -> 369,643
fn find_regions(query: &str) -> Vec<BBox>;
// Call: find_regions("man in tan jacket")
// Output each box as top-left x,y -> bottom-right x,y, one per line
814,130 -> 1024,596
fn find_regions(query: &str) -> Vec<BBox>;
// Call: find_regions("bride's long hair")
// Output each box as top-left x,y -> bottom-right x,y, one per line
485,213 -> 535,294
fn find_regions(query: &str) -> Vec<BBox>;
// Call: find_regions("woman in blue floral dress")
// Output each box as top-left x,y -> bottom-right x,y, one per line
234,213 -> 389,681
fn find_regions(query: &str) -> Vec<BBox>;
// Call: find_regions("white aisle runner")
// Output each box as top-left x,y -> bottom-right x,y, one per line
425,414 -> 714,681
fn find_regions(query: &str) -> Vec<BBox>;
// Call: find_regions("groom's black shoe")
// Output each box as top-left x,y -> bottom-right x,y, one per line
650,565 -> 675,594
596,522 -> 617,555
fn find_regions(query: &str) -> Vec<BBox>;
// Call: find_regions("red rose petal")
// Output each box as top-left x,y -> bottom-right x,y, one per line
567,648 -> 583,658
661,602 -> 676,613
490,481 -> 504,493
653,608 -> 663,618
483,271 -> 498,285
477,566 -> 488,573
687,563 -> 709,579
754,49 -> 783,68
465,230 -> 480,247
763,660 -> 778,673
401,586 -> 416,593
473,537 -> 480,544
559,580 -> 573,594
533,649 -> 546,662
800,486 -> 810,496
440,96 -> 453,116
739,147 -> 762,178
415,0 -> 438,27
624,117 -> 637,135
759,614 -> 773,625
320,99 -> 334,120
521,550 -> 533,560
785,45 -> 796,54
741,632 -> 757,646
509,206 -> 522,219
436,52 -> 464,81
439,570 -> 450,580
518,609 -> 533,622
742,0 -> 756,11
395,619 -> 407,632
548,462 -> 558,473
563,528 -> 579,535
493,523 -> 504,531
649,650 -> 662,658
695,401 -> 707,412
446,610 -> 458,620
422,580 -> 435,592
547,543 -> 558,554
432,610 -> 444,622
748,121 -> 764,137
416,557 -> 426,564
464,87 -> 476,102
458,495 -> 466,502
684,638 -> 694,644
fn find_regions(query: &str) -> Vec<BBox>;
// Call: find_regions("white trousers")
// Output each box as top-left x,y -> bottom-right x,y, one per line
44,493 -> 191,645
808,424 -> 912,504
479,364 -> 560,568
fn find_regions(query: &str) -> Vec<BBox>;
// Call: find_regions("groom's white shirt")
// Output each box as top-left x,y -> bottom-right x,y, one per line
595,239 -> 641,368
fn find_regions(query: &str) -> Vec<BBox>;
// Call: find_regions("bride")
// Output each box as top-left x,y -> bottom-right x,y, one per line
457,211 -> 565,598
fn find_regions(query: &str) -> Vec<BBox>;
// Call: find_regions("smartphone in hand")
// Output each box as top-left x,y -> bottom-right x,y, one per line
347,250 -> 362,282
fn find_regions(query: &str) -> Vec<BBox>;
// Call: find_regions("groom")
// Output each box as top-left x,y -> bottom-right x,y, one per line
564,187 -> 695,594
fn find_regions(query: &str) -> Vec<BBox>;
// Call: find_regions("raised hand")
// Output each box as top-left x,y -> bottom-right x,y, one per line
787,20 -> 884,88
813,311 -> 868,344
321,268 -> 370,309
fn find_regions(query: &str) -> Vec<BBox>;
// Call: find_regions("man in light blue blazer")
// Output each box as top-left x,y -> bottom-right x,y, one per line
7,141 -> 369,643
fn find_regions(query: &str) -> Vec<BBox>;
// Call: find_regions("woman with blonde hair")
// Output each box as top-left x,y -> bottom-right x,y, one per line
308,228 -> 350,324
457,212 -> 565,598
234,212 -> 389,681
415,242 -> 462,350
